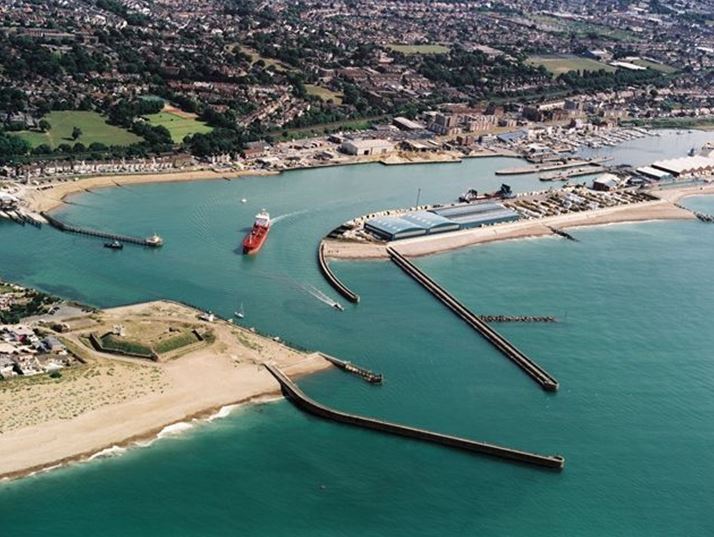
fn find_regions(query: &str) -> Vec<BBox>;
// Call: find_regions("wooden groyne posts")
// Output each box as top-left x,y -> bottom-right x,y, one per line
41,212 -> 163,247
480,315 -> 556,323
265,364 -> 564,470
547,226 -> 578,241
319,352 -> 383,384
387,247 -> 559,392
317,241 -> 360,303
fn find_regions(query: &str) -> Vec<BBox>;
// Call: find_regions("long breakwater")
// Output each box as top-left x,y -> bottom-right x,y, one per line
387,247 -> 559,392
265,363 -> 564,470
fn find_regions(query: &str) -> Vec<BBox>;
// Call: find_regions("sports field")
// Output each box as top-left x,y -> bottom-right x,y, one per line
631,58 -> 677,73
527,54 -> 617,76
305,84 -> 343,104
15,111 -> 141,148
387,44 -> 450,55
144,108 -> 213,143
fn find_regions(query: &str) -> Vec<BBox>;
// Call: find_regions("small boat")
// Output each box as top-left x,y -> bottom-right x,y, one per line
235,302 -> 245,319
241,198 -> 247,203
104,240 -> 123,250
145,234 -> 164,247
332,303 -> 344,311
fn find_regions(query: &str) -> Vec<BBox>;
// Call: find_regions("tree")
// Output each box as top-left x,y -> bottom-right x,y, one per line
38,119 -> 51,132
71,126 -> 82,140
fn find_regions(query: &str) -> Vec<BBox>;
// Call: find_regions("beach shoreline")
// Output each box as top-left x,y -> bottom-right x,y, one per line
0,300 -> 331,482
11,148 -> 512,214
322,186 -> 714,260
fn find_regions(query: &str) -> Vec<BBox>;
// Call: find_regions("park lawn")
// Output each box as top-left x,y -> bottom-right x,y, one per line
144,111 -> 213,143
14,111 -> 142,148
631,59 -> 677,74
240,46 -> 292,72
153,331 -> 201,355
527,54 -> 617,76
387,43 -> 450,55
272,115 -> 386,141
305,84 -> 343,105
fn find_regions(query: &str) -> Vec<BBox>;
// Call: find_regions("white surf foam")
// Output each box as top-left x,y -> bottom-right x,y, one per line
156,421 -> 194,438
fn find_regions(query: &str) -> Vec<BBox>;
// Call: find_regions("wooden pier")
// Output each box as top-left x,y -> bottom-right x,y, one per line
41,212 -> 163,247
387,247 -> 559,392
317,241 -> 360,303
319,352 -> 383,384
265,363 -> 564,470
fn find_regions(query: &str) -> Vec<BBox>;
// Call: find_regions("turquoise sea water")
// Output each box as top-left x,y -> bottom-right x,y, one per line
1,131 -> 714,535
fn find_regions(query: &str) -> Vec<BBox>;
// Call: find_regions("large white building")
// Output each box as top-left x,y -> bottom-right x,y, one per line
651,156 -> 714,177
340,139 -> 394,156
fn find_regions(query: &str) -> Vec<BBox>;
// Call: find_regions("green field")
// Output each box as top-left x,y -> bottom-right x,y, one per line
631,59 -> 677,74
527,55 -> 617,76
272,115 -> 386,141
144,111 -> 213,143
305,84 -> 343,105
387,44 -> 450,55
99,334 -> 154,358
14,111 -> 142,148
239,46 -> 291,71
153,331 -> 200,354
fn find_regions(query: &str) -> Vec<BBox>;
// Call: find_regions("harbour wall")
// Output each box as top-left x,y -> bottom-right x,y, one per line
265,363 -> 564,470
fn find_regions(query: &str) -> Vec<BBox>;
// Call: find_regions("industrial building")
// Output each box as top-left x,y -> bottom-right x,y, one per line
365,202 -> 520,241
365,211 -> 459,241
340,139 -> 394,156
592,173 -> 621,191
636,166 -> 672,181
364,216 -> 428,241
651,156 -> 714,177
429,202 -> 520,229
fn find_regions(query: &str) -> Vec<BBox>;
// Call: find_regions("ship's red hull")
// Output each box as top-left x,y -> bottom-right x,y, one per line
243,224 -> 270,254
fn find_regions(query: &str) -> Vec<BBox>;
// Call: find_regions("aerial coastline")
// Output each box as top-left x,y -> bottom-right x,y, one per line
0,300 -> 331,482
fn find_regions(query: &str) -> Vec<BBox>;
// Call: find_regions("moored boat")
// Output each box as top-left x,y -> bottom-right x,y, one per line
243,210 -> 271,255
104,240 -> 123,250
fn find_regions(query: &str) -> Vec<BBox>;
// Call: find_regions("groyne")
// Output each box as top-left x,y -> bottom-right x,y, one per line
265,363 -> 564,470
319,352 -> 383,384
480,315 -> 556,323
317,241 -> 360,303
387,247 -> 559,392
547,226 -> 578,241
41,212 -> 163,247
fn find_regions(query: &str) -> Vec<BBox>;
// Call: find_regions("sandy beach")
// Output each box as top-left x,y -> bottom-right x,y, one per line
0,301 -> 331,481
323,194 -> 701,260
19,168 -> 279,214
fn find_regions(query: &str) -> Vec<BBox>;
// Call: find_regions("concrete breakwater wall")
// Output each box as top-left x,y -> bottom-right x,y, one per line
387,247 -> 559,392
265,363 -> 564,470
317,241 -> 360,303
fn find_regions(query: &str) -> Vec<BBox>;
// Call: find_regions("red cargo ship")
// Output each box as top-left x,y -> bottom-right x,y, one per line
242,210 -> 271,254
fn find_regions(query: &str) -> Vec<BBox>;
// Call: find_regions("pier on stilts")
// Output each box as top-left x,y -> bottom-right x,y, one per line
265,363 -> 564,470
319,352 -> 383,384
41,212 -> 163,247
387,247 -> 559,392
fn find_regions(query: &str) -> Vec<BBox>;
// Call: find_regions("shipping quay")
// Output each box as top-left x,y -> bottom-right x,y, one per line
265,363 -> 565,470
41,212 -> 164,247
317,242 -> 360,303
387,247 -> 559,392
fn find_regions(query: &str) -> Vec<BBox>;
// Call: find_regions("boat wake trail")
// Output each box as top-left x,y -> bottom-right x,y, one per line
270,209 -> 310,225
304,284 -> 344,311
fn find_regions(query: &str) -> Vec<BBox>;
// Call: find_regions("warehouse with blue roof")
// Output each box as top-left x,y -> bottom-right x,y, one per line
364,203 -> 519,241
429,202 -> 519,228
